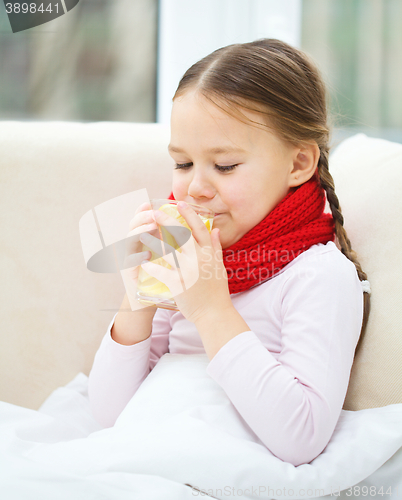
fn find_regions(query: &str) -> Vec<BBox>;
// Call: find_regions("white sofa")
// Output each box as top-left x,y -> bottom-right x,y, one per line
1,120 -> 401,411
0,121 -> 401,499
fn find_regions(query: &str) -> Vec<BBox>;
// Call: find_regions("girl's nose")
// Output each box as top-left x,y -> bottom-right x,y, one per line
187,168 -> 215,200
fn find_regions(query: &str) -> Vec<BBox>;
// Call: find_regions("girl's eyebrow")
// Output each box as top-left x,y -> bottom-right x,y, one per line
168,145 -> 247,155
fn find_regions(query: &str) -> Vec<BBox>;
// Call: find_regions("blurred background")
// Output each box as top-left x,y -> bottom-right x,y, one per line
0,0 -> 401,146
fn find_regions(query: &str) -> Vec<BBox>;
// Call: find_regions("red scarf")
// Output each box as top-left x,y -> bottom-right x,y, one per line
168,168 -> 335,294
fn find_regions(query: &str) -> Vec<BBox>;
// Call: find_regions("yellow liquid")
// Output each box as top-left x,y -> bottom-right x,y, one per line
136,205 -> 213,310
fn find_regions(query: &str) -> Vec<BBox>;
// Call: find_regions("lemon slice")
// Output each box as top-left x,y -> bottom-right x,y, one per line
158,203 -> 212,232
137,243 -> 172,296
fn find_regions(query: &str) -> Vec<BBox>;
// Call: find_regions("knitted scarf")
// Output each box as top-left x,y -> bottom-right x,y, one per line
167,168 -> 335,294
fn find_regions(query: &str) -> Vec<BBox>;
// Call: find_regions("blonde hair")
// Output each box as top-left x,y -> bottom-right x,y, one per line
173,38 -> 370,353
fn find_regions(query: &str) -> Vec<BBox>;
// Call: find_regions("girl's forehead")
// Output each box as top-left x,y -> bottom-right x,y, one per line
171,93 -> 287,153
172,91 -> 272,135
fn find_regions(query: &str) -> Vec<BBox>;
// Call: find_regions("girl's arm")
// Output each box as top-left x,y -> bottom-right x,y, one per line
199,255 -> 363,467
88,297 -> 171,428
110,293 -> 157,346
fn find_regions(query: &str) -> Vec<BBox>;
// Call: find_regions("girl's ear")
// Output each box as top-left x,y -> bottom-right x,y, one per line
289,142 -> 320,187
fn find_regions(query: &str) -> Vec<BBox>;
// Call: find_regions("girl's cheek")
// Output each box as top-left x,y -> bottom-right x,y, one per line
171,179 -> 187,199
224,192 -> 244,211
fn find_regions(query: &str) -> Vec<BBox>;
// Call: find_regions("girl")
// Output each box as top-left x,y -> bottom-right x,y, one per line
88,38 -> 371,467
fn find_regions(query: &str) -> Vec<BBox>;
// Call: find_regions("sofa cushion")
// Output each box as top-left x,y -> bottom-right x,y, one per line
329,134 -> 402,410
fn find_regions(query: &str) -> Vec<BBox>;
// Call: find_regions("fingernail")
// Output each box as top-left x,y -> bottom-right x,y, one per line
141,260 -> 149,266
178,201 -> 187,209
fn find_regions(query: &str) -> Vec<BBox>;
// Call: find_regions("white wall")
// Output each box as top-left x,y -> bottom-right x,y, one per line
157,0 -> 302,124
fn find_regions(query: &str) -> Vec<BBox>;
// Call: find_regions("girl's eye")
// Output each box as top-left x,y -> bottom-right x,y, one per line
216,164 -> 238,172
174,163 -> 238,172
174,163 -> 192,169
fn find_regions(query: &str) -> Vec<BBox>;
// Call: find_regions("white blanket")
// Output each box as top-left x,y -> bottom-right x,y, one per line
1,354 -> 401,500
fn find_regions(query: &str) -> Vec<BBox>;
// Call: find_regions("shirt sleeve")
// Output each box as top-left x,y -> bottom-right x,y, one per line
88,307 -> 171,428
205,255 -> 364,466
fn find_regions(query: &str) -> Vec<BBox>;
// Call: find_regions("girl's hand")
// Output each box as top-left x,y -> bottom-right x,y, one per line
121,202 -> 159,312
139,202 -> 232,324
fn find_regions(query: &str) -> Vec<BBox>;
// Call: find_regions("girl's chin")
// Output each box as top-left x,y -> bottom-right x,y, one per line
211,216 -> 235,248
217,233 -> 233,250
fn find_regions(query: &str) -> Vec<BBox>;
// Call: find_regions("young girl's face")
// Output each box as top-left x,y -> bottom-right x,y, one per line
169,90 -> 299,249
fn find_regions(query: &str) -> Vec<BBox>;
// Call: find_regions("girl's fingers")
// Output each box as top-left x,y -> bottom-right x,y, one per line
213,228 -> 223,260
123,250 -> 151,269
127,222 -> 158,240
176,203 -> 210,246
140,232 -> 177,263
134,202 -> 151,215
129,209 -> 155,231
153,210 -> 184,229
125,223 -> 158,256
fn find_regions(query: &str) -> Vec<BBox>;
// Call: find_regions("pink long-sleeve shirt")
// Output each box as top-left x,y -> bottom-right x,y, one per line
88,241 -> 364,466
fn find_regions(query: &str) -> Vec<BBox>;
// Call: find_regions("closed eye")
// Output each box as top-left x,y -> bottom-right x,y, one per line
174,162 -> 193,169
174,163 -> 238,172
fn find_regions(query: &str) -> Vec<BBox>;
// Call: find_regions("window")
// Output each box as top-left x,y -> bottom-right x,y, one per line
302,0 -> 402,144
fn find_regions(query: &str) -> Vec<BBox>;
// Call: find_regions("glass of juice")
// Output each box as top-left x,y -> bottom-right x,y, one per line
136,199 -> 214,310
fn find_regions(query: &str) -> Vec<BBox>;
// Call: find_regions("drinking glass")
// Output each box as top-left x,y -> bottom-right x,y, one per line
136,199 -> 214,310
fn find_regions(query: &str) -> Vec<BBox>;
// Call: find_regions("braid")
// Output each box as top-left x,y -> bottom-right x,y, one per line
317,148 -> 371,355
